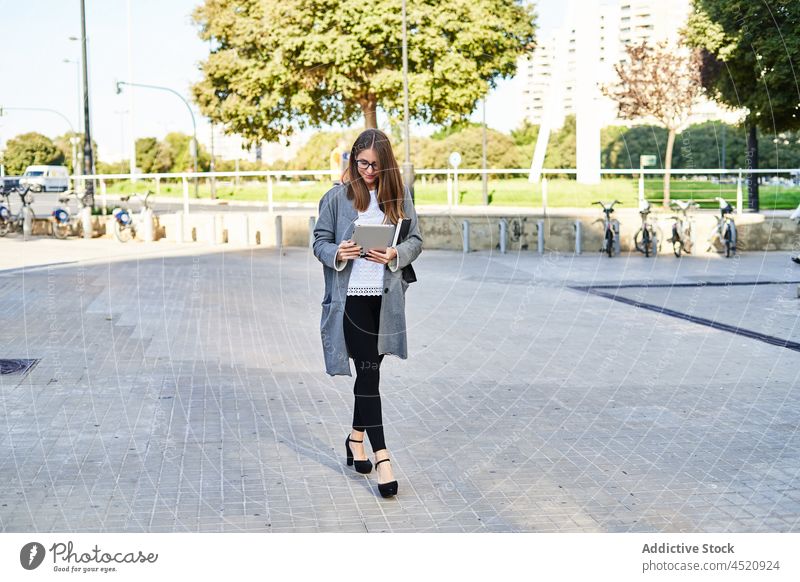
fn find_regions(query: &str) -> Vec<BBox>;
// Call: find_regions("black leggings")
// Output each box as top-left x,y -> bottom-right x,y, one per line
343,294 -> 386,452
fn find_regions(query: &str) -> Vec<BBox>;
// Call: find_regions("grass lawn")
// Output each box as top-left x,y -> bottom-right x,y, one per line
102,177 -> 800,210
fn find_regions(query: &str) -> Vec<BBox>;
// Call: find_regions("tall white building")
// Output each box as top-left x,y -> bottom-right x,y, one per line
519,0 -> 736,130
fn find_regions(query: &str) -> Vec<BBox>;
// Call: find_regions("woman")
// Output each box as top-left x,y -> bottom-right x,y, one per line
312,128 -> 423,498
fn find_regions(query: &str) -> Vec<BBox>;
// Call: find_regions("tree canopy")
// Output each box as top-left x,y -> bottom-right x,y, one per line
1,132 -> 64,175
685,0 -> 800,133
191,0 -> 536,144
685,0 -> 800,209
135,133 -> 211,174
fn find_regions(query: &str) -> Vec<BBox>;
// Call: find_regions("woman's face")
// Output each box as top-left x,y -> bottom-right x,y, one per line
355,148 -> 379,188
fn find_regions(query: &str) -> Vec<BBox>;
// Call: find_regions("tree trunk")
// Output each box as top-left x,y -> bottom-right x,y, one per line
360,97 -> 378,128
746,123 -> 759,212
663,129 -> 676,208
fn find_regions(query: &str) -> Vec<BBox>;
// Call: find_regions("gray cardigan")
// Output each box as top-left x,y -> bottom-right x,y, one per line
312,183 -> 423,376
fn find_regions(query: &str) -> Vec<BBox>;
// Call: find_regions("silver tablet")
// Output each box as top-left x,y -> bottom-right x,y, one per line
353,224 -> 395,255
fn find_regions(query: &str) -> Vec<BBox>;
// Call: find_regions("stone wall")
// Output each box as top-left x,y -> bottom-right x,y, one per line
29,209 -> 800,252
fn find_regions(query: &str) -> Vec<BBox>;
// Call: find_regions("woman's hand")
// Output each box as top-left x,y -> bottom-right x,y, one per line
336,239 -> 362,263
365,247 -> 398,265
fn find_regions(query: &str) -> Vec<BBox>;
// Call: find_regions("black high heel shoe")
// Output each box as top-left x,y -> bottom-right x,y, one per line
375,458 -> 398,498
345,435 -> 372,474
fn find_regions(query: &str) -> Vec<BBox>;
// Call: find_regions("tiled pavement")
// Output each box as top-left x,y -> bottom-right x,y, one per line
1,240 -> 799,532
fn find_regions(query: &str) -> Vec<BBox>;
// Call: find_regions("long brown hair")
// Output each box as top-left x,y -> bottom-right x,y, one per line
343,129 -> 406,225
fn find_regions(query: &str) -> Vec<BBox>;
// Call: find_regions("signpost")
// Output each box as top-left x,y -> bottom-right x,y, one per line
449,151 -> 461,207
639,154 -> 656,206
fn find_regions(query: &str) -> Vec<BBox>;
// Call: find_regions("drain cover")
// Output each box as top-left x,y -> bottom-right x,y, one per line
0,359 -> 40,376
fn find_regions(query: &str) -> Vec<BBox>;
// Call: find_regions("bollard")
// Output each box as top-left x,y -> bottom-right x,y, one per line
537,219 -> 544,255
499,219 -> 507,254
275,214 -> 283,249
175,211 -> 185,243
210,212 -> 218,245
541,177 -> 548,217
309,216 -> 316,248
574,220 -> 582,255
462,220 -> 470,253
142,208 -> 154,242
243,214 -> 251,246
100,180 -> 108,216
23,209 -> 33,240
80,206 -> 92,240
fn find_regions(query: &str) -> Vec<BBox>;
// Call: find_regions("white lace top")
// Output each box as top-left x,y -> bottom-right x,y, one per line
347,189 -> 386,296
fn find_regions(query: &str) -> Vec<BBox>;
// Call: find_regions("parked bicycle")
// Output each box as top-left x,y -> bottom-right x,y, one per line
50,190 -> 93,239
708,196 -> 737,257
633,199 -> 662,257
593,200 -> 621,257
790,204 -> 800,264
668,200 -> 698,257
111,191 -> 154,243
0,185 -> 35,239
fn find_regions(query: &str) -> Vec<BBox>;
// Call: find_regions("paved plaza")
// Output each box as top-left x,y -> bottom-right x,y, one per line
1,238 -> 799,532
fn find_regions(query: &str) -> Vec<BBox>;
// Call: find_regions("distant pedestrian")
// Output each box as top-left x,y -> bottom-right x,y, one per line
312,128 -> 422,498
329,139 -> 349,185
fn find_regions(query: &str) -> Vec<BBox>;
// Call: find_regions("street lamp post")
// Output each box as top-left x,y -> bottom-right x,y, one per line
115,80 -> 199,197
0,107 -> 74,134
79,0 -> 95,200
482,96 -> 488,204
63,58 -> 81,174
401,0 -> 414,201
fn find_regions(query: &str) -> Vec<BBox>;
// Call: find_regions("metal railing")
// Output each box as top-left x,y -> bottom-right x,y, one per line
58,167 -> 800,215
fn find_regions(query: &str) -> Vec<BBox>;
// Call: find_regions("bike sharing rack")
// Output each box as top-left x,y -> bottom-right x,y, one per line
461,218 -> 547,254
460,217 -> 621,257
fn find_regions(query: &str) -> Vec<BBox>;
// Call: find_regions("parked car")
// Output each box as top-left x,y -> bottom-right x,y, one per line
20,165 -> 69,192
0,176 -> 20,194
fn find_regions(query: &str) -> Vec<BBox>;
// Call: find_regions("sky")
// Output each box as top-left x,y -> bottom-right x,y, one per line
0,0 -> 569,163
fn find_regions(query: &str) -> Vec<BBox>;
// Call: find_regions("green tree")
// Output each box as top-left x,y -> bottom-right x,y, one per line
162,132 -> 211,173
135,137 -> 159,174
191,0 -> 536,143
602,125 -> 668,169
97,159 -> 130,174
510,119 -> 539,147
685,0 -> 800,211
415,126 -> 526,170
53,132 -> 98,174
431,121 -> 483,141
287,130 -> 358,171
543,115 -> 576,170
2,132 -> 65,175
671,121 -> 747,170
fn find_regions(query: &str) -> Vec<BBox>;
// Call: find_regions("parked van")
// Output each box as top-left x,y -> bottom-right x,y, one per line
20,165 -> 69,192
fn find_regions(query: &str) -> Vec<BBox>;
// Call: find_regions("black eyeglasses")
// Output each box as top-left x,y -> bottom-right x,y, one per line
356,159 -> 380,172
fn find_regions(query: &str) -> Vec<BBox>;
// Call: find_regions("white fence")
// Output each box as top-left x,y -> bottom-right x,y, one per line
63,167 -> 800,215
